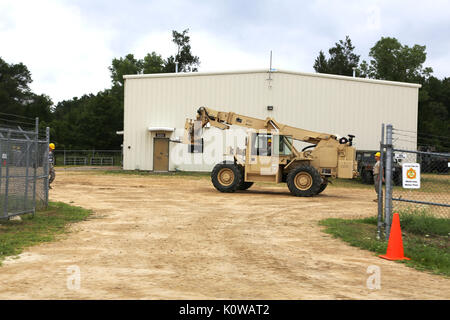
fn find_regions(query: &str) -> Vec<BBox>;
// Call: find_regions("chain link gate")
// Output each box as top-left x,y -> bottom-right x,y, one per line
0,119 -> 50,219
378,124 -> 450,240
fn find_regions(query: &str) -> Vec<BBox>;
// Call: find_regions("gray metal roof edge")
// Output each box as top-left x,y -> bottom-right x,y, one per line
123,69 -> 422,88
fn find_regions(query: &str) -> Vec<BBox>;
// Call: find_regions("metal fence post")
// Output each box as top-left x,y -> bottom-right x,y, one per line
3,130 -> 11,218
44,127 -> 50,207
377,123 -> 385,239
384,124 -> 394,240
0,136 -> 3,218
32,118 -> 39,215
24,138 -> 30,212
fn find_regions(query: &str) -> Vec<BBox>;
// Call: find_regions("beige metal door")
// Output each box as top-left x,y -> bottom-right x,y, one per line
153,138 -> 169,171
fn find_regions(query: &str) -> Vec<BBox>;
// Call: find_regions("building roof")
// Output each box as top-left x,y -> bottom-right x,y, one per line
123,68 -> 422,89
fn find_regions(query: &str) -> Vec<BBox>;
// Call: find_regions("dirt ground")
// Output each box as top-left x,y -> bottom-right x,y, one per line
0,169 -> 449,300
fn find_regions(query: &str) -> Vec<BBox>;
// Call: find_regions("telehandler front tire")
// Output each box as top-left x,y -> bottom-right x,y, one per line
211,163 -> 243,193
287,165 -> 322,197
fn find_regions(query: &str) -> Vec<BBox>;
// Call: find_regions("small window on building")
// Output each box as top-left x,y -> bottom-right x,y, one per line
189,139 -> 203,153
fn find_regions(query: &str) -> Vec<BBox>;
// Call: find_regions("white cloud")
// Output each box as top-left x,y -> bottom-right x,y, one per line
191,31 -> 269,71
132,30 -> 177,60
366,5 -> 381,31
133,30 -> 274,72
0,0 -> 115,103
1,0 -> 449,106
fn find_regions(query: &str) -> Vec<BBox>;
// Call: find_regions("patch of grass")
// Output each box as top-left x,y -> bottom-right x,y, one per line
0,202 -> 92,265
397,209 -> 450,236
319,211 -> 450,277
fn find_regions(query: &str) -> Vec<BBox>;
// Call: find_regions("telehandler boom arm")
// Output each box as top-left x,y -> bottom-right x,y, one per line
184,106 -> 336,145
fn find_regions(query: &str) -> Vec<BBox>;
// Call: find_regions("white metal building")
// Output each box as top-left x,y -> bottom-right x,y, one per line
122,69 -> 420,171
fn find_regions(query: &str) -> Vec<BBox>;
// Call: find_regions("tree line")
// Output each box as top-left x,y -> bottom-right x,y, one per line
0,31 -> 448,151
0,29 -> 199,150
314,36 -> 449,151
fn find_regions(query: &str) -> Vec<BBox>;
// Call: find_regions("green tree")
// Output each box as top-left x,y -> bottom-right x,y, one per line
0,57 -> 32,115
360,37 -> 433,82
164,29 -> 200,72
25,93 -> 54,132
142,52 -> 165,74
108,29 -> 200,84
417,76 -> 450,151
313,36 -> 360,76
313,51 -> 329,73
0,57 -> 53,133
360,37 -> 448,151
50,89 -> 123,149
108,54 -> 143,86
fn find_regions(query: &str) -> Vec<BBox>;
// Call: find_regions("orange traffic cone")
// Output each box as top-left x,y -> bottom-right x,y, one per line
379,213 -> 410,261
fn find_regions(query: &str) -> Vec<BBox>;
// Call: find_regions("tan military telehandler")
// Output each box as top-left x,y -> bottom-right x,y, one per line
184,107 -> 358,196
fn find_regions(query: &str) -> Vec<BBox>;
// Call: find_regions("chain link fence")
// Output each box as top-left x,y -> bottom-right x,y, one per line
377,124 -> 449,239
391,150 -> 449,217
0,121 -> 49,219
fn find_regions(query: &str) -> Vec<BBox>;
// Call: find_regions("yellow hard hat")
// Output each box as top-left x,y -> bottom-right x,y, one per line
49,143 -> 55,150
375,152 -> 381,157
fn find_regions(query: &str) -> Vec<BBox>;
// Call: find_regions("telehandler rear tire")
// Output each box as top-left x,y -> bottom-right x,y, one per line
287,165 -> 321,197
211,163 -> 243,193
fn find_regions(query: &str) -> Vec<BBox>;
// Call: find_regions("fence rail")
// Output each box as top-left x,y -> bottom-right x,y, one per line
90,157 -> 114,166
54,150 -> 122,166
65,157 -> 87,166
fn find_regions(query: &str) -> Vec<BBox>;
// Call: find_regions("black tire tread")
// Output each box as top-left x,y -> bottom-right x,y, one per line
211,163 -> 243,193
286,165 -> 322,197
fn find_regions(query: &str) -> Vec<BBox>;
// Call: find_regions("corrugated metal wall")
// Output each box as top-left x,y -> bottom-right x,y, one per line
123,70 -> 419,171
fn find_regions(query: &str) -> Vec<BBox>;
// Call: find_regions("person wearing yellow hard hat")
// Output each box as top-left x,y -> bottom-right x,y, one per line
267,137 -> 272,156
49,143 -> 56,189
373,152 -> 384,202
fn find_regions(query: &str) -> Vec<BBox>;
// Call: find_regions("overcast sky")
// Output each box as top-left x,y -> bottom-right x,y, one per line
1,0 -> 449,104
